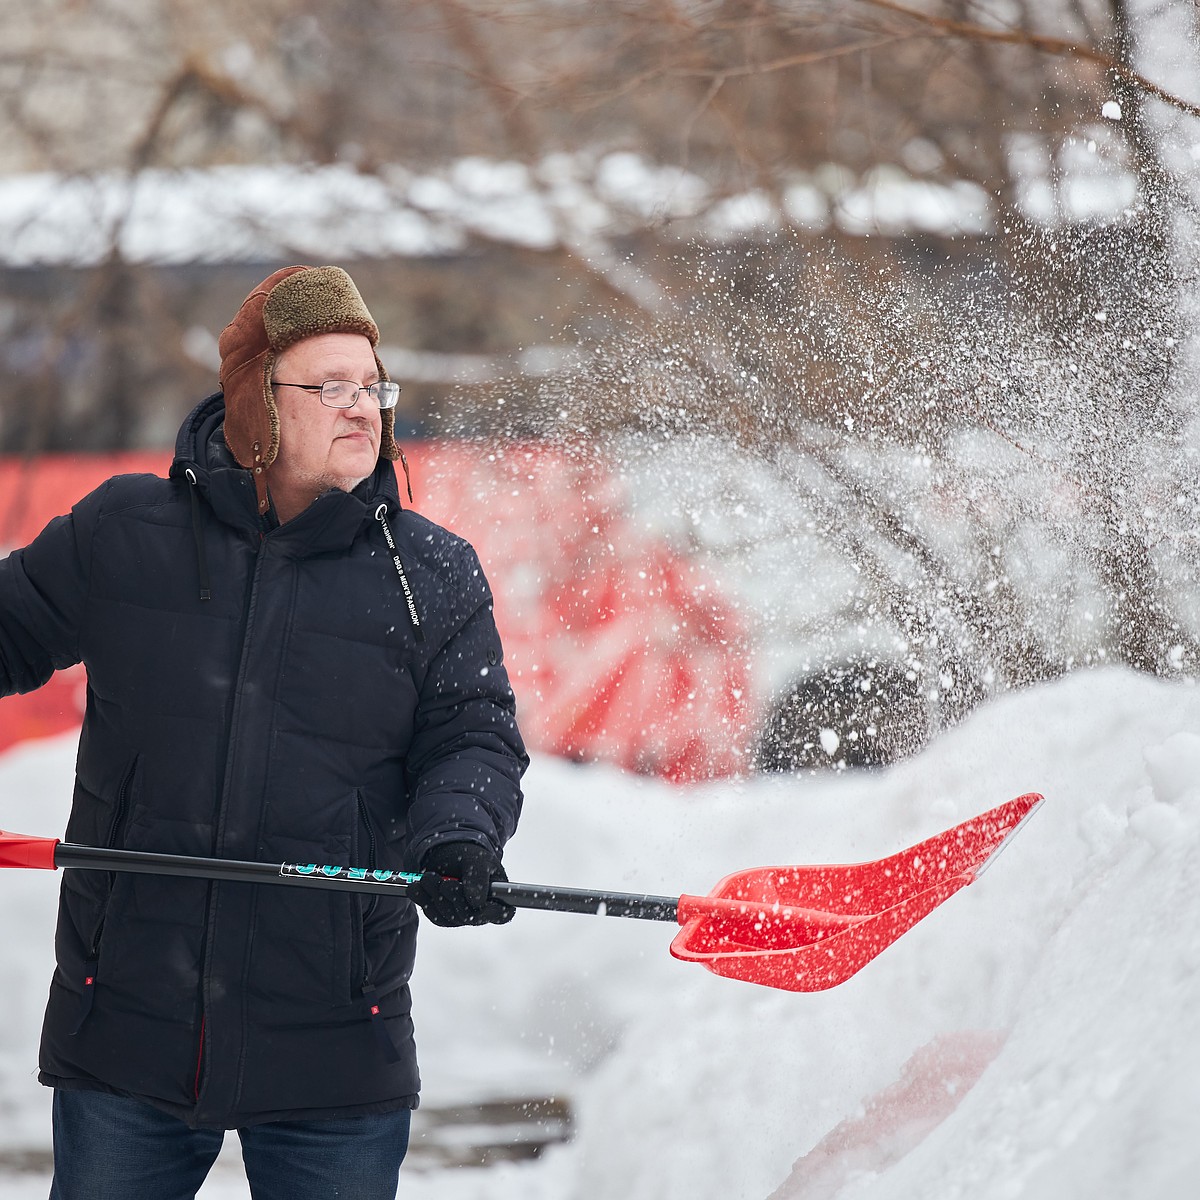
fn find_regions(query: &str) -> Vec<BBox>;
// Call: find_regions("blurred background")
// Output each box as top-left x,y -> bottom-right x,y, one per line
2,0 -> 1199,779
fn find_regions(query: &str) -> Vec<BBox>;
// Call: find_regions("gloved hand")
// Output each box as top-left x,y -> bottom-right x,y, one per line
410,841 -> 515,927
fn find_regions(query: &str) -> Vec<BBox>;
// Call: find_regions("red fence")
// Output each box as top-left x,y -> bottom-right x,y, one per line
0,445 -> 754,781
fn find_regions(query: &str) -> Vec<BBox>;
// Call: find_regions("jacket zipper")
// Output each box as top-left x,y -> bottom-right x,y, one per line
195,537 -> 267,1114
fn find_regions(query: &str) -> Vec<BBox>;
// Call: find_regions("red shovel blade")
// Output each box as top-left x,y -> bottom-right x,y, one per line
670,792 -> 1043,992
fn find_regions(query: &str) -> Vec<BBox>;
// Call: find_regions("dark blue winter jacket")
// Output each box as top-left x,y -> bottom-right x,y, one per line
0,394 -> 526,1128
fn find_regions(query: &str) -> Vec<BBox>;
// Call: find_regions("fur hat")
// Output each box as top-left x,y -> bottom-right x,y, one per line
218,265 -> 400,513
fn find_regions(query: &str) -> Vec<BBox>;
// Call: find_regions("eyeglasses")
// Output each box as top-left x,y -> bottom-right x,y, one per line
271,379 -> 401,410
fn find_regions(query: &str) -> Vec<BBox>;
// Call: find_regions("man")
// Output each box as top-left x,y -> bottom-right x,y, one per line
0,265 -> 527,1198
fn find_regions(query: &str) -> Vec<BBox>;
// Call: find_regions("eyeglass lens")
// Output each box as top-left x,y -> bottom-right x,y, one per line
319,380 -> 400,409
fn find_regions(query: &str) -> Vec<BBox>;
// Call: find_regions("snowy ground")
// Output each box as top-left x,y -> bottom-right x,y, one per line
2,666 -> 1198,1198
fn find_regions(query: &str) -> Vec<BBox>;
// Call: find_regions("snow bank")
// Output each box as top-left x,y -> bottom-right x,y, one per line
1,667 -> 1198,1199
523,668 -> 1200,1200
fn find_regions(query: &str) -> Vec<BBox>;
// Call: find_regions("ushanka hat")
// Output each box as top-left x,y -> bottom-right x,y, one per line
218,265 -> 400,514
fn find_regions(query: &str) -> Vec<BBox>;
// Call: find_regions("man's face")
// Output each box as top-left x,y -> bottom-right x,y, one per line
270,332 -> 383,505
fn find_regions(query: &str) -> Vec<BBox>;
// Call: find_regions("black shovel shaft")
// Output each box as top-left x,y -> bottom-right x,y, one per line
52,841 -> 681,922
493,881 -> 678,921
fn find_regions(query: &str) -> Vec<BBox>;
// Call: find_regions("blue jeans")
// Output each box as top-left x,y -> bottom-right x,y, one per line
49,1089 -> 411,1200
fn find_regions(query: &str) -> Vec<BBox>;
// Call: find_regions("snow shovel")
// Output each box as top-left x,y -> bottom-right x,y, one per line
0,793 -> 1041,993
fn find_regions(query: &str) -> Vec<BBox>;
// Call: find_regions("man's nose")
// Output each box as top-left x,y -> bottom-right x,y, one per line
346,388 -> 384,414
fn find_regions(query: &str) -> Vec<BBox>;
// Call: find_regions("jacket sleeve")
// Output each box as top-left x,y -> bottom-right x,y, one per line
0,482 -> 103,697
403,545 -> 528,870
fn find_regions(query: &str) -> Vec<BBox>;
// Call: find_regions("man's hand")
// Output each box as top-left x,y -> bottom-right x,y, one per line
410,842 -> 515,927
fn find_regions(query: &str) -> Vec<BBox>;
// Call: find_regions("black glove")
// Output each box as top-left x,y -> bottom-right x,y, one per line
410,842 -> 515,927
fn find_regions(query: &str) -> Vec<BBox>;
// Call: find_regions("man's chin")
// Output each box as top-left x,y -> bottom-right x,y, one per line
334,480 -> 368,496
327,451 -> 379,491
324,468 -> 374,495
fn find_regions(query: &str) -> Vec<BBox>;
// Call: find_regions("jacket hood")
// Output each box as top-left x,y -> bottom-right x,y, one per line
170,393 -> 401,553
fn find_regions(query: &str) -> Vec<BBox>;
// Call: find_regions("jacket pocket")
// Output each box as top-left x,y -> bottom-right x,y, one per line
349,796 -> 415,1003
69,756 -> 139,1034
87,756 -> 139,958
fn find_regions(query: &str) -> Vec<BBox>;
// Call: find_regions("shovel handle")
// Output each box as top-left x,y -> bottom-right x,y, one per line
0,830 -> 59,870
0,830 -> 683,920
493,881 -> 679,921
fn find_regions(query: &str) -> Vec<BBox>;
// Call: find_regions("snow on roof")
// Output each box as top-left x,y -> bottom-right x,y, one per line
0,145 -> 1140,269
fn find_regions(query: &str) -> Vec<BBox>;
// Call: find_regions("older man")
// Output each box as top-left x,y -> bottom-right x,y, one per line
0,265 -> 527,1199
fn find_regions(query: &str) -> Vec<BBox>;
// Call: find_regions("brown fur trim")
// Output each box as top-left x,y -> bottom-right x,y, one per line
263,266 -> 379,352
260,353 -> 281,467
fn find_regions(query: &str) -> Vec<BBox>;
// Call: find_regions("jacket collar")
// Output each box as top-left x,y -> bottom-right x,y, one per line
170,393 -> 402,555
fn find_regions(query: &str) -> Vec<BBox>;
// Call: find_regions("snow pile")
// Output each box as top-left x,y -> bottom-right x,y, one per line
1,667 -> 1198,1199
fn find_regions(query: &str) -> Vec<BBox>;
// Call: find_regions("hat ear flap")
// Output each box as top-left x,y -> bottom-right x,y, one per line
376,351 -> 401,465
223,352 -> 279,515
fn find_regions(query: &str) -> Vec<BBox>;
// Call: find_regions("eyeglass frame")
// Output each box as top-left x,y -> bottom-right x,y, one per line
271,378 -> 401,410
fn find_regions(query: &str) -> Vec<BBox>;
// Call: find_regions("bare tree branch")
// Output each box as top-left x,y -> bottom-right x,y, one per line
861,0 -> 1200,118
